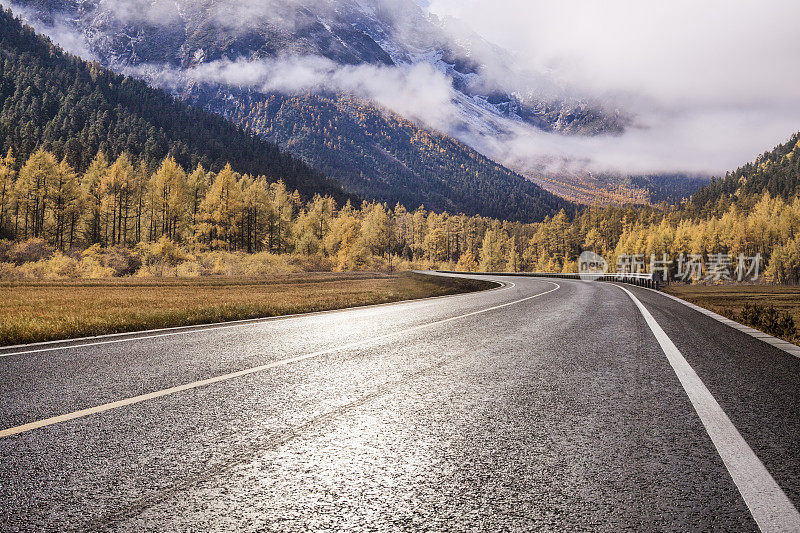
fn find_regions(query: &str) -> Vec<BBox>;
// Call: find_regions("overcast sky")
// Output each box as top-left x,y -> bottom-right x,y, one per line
425,0 -> 800,175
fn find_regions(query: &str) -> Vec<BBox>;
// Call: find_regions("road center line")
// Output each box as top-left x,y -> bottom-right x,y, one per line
619,285 -> 800,532
0,281 -> 559,439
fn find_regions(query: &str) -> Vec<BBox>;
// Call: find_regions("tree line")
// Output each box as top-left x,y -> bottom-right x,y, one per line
0,147 -> 539,272
1,147 -> 799,283
0,148 -> 300,254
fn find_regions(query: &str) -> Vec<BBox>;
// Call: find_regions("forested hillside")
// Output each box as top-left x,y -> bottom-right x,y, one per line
1,141 -> 799,285
533,173 -> 708,206
628,175 -> 710,204
691,132 -> 800,213
203,91 -> 573,222
0,8 -> 350,202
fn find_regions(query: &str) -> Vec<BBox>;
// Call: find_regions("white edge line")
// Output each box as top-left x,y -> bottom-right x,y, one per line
0,273 -> 511,358
618,284 -> 800,532
0,280 -> 558,439
635,285 -> 800,359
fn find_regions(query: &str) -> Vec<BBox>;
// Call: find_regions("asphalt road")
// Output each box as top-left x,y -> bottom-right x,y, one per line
1,273 -> 799,531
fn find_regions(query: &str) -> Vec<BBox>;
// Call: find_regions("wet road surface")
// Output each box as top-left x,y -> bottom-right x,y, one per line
1,273 -> 799,531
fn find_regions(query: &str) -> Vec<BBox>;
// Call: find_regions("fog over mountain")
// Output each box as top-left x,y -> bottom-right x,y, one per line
427,0 -> 800,176
10,0 -> 800,184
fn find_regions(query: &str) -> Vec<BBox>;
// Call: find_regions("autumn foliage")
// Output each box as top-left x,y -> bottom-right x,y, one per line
1,145 -> 800,283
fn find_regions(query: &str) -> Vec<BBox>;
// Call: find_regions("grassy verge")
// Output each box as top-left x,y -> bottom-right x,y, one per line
0,272 -> 495,347
663,283 -> 800,346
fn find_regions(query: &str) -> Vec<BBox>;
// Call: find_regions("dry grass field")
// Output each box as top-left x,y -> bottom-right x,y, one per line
664,283 -> 800,345
0,272 -> 493,346
664,284 -> 800,322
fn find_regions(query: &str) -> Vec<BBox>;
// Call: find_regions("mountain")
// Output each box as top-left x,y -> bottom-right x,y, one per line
9,0 -> 586,220
0,7 -> 351,201
690,132 -> 800,213
198,90 -> 572,220
19,0 -> 624,136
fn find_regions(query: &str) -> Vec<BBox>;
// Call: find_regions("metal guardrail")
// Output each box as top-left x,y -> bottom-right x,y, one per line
436,271 -> 661,290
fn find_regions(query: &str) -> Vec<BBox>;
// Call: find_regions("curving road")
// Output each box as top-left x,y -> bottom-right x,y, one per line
1,273 -> 799,531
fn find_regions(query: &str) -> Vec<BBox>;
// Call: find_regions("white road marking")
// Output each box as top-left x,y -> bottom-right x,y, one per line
619,285 -> 800,532
0,279 -> 512,358
0,281 -> 558,439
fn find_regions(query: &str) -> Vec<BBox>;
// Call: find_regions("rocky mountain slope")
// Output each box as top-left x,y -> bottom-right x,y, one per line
23,0 -> 624,133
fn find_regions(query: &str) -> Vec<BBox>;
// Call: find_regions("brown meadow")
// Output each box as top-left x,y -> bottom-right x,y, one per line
0,272 -> 493,346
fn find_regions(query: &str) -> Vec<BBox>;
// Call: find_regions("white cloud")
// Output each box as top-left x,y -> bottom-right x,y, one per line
468,105 -> 800,177
8,2 -> 96,59
428,1 -> 800,106
427,0 -> 800,174
140,55 -> 460,130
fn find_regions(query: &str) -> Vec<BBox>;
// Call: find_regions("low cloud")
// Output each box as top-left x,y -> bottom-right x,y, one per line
8,2 -> 96,59
466,106 -> 800,178
141,55 -> 460,130
428,0 -> 800,175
